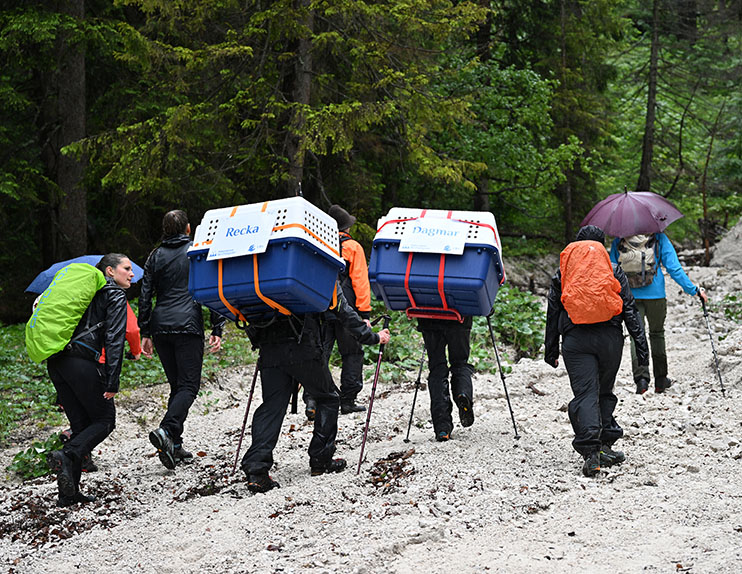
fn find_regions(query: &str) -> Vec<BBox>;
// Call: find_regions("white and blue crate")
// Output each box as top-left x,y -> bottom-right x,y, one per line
187,197 -> 345,321
368,208 -> 506,319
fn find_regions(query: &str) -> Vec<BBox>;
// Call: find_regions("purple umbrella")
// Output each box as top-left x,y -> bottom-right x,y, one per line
580,190 -> 684,238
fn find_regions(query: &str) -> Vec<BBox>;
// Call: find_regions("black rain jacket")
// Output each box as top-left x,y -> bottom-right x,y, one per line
138,234 -> 225,338
247,282 -> 379,367
63,278 -> 128,393
544,262 -> 649,367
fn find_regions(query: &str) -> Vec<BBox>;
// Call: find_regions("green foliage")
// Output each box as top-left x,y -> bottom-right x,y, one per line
7,432 -> 62,479
0,324 -> 64,445
717,294 -> 742,324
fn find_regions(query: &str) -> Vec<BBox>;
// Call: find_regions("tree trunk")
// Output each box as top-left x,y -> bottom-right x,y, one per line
473,0 -> 492,212
42,0 -> 87,261
284,1 -> 313,197
637,0 -> 659,192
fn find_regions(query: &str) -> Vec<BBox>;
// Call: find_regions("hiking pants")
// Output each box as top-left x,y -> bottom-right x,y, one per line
153,333 -> 204,446
421,327 -> 474,435
561,325 -> 623,456
48,355 -> 116,466
242,347 -> 340,475
629,298 -> 668,385
322,320 -> 364,403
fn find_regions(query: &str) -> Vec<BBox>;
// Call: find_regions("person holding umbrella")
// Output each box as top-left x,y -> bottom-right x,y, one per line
46,253 -> 134,506
581,189 -> 709,394
609,233 -> 708,394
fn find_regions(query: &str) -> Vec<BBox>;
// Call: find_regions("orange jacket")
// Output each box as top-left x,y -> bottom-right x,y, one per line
99,302 -> 141,363
339,231 -> 372,316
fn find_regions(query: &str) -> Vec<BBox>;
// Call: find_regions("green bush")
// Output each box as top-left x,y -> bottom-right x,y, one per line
8,432 -> 62,479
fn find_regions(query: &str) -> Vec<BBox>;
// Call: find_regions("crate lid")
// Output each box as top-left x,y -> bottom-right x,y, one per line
189,197 -> 344,264
374,208 -> 502,251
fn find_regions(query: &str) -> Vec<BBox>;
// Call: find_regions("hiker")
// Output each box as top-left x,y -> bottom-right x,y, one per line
545,225 -> 649,477
304,204 -> 373,420
241,287 -> 390,493
46,253 -> 134,507
609,232 -> 709,394
416,317 -> 475,442
139,209 -> 226,470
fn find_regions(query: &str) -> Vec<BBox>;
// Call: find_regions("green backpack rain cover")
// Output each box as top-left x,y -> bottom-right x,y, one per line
25,263 -> 107,363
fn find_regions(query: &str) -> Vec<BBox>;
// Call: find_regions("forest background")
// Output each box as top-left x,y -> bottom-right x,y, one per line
1,0 -> 741,325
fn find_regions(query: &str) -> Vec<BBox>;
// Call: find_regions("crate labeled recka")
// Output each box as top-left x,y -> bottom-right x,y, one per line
188,197 -> 345,321
368,207 -> 505,319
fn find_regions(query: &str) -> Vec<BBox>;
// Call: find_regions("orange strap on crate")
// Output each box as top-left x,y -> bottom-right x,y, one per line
218,259 -> 247,323
253,254 -> 291,316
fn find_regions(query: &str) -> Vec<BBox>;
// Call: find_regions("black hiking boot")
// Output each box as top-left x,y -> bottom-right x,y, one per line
305,398 -> 317,421
149,427 -> 176,470
57,491 -> 96,508
310,458 -> 348,476
247,473 -> 280,493
599,445 -> 626,467
655,377 -> 674,394
340,401 -> 366,414
81,453 -> 98,473
635,378 -> 649,395
47,450 -> 77,498
435,430 -> 451,442
455,394 -> 475,428
582,451 -> 602,477
174,445 -> 194,464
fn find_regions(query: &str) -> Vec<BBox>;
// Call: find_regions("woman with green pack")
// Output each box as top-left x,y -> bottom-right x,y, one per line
46,253 -> 134,507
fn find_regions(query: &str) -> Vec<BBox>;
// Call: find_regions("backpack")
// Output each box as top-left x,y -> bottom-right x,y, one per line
560,240 -> 623,324
617,234 -> 658,288
25,263 -> 107,363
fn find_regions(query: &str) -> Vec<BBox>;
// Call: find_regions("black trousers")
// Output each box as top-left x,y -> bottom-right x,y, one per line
153,333 -> 204,445
420,327 -> 473,434
48,355 -> 116,466
242,344 -> 340,475
305,319 -> 364,404
561,325 -> 624,456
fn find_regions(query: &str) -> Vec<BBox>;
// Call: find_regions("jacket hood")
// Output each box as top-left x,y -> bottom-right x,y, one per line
161,234 -> 192,248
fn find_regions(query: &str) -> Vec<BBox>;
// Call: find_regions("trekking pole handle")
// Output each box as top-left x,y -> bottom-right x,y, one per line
371,314 -> 391,330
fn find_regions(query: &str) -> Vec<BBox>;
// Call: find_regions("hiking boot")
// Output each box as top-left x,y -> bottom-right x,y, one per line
582,451 -> 602,477
247,473 -> 280,493
47,451 -> 76,498
435,430 -> 451,442
305,398 -> 317,421
81,453 -> 98,473
149,428 -> 176,470
599,445 -> 626,467
59,428 -> 72,443
340,401 -> 366,414
455,394 -> 475,428
635,378 -> 649,395
57,491 -> 96,508
655,378 -> 674,394
174,445 -> 194,464
310,458 -> 348,476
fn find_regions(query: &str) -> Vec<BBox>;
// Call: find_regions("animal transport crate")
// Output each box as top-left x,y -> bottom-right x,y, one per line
188,197 -> 345,321
368,208 -> 505,320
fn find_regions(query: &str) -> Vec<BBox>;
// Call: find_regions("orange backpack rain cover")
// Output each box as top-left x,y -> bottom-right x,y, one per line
560,240 -> 623,324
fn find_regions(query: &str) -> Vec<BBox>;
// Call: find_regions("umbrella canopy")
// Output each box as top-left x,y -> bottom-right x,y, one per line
25,255 -> 144,294
580,190 -> 684,238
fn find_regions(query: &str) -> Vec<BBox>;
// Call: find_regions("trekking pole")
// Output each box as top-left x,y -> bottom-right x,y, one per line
486,314 -> 520,439
403,344 -> 427,444
231,361 -> 260,475
701,297 -> 726,397
357,314 -> 391,475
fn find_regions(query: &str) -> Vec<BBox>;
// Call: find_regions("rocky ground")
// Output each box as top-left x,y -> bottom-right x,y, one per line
1,246 -> 741,574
